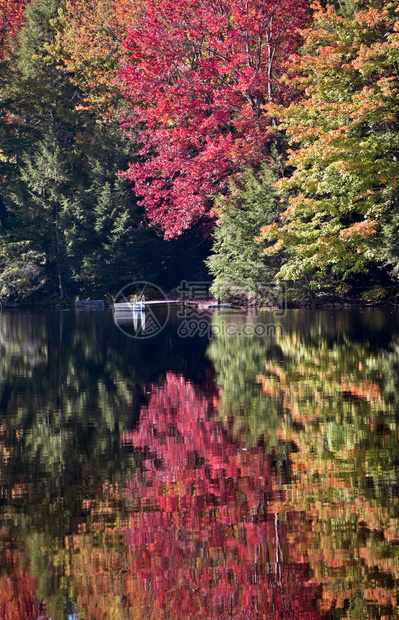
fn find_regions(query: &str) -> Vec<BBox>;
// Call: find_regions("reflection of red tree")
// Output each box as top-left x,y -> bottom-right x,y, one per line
123,373 -> 322,619
0,552 -> 49,619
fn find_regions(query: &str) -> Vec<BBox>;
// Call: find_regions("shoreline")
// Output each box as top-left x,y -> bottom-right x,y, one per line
1,297 -> 399,311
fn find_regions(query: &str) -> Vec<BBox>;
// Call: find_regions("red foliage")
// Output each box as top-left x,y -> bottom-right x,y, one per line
122,373 -> 322,619
118,0 -> 309,238
0,0 -> 25,60
0,552 -> 49,619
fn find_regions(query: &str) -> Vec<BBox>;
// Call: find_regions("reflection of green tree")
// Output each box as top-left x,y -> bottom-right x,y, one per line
207,309 -> 399,617
207,312 -> 284,451
26,532 -> 66,618
0,309 -> 210,484
0,311 -> 139,488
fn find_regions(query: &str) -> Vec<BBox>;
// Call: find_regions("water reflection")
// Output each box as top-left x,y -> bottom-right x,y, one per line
0,309 -> 211,618
260,312 -> 399,619
122,373 -> 320,619
0,309 -> 399,617
207,312 -> 285,452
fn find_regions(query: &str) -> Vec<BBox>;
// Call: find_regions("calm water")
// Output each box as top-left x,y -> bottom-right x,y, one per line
1,308 -> 399,618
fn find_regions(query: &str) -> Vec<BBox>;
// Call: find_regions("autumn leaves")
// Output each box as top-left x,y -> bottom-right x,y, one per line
259,1 -> 399,292
117,0 -> 308,237
2,0 -> 399,300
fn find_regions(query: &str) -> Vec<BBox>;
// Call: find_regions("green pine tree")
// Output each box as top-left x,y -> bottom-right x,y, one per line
207,165 -> 281,302
0,0 -> 214,302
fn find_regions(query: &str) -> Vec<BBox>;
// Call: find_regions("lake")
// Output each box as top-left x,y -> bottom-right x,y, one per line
1,307 -> 399,619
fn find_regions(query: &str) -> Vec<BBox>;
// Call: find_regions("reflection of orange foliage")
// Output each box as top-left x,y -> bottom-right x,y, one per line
256,375 -> 281,397
341,379 -> 380,402
64,486 -> 164,619
264,362 -> 286,384
0,552 -> 49,619
256,362 -> 286,398
69,535 -> 163,620
262,334 -> 399,617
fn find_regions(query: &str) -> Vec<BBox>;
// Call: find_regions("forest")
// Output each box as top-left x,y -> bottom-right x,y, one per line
1,0 -> 399,305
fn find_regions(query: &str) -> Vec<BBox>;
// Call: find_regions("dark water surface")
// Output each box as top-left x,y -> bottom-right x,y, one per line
1,308 -> 399,618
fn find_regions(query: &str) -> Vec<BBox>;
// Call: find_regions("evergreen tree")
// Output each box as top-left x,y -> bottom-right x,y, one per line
1,0 -> 211,300
59,123 -> 161,296
5,0 -> 85,297
3,0 -> 162,299
207,166 -> 281,302
0,240 -> 44,304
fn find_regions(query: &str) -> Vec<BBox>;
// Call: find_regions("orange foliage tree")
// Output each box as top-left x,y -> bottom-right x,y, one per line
259,1 -> 399,291
57,0 -> 139,118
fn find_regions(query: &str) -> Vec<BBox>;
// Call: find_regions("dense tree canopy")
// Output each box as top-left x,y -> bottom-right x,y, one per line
56,0 -> 136,117
1,0 -> 399,302
0,0 -> 211,301
0,0 -> 25,59
118,0 -> 309,238
259,1 -> 399,296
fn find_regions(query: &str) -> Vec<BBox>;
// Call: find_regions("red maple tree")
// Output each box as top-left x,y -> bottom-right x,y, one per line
0,0 -> 25,59
117,0 -> 309,238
